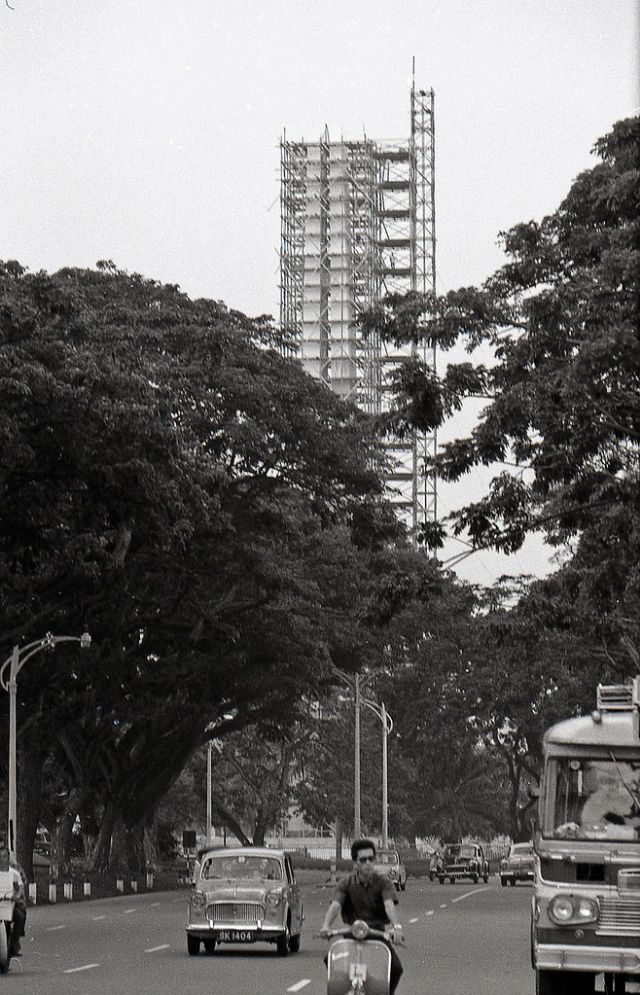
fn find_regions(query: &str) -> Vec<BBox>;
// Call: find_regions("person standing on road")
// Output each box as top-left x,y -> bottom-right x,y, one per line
320,837 -> 404,994
0,844 -> 26,957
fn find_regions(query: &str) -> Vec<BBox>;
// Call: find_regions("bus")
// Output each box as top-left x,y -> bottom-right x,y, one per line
532,679 -> 640,994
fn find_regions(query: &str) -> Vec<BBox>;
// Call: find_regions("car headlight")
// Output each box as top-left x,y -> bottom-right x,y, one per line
266,890 -> 284,908
191,891 -> 206,910
548,895 -> 599,926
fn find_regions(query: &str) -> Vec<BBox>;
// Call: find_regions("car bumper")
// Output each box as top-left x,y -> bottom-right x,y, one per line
501,872 -> 534,881
186,923 -> 285,938
537,944 -> 640,974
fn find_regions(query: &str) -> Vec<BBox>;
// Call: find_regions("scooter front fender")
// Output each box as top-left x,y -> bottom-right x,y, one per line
327,936 -> 392,995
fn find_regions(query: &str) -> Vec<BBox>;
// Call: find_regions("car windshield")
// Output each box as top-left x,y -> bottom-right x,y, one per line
511,844 -> 533,856
546,757 -> 640,841
376,852 -> 398,865
447,845 -> 477,858
201,855 -> 283,880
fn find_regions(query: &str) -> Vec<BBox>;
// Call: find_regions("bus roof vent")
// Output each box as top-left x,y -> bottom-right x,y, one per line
596,683 -> 635,711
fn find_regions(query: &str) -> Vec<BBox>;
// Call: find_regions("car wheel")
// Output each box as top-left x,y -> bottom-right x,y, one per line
536,969 -> 594,994
501,876 -> 507,887
510,878 -> 516,886
289,933 -> 301,953
187,934 -> 201,956
276,922 -> 291,957
400,880 -> 406,891
438,876 -> 444,884
449,877 -> 455,884
483,874 -> 489,883
472,874 -> 479,884
203,939 -> 216,955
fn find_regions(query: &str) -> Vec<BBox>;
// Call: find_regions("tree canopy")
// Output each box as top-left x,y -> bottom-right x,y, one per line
0,261 -> 400,871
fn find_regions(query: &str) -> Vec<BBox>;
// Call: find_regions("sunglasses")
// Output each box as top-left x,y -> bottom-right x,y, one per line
357,855 -> 375,864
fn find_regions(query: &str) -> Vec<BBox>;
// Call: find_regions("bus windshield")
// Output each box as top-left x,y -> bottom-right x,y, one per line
546,757 -> 640,841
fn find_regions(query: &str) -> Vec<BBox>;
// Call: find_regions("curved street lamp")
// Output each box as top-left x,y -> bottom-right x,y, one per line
0,631 -> 91,862
362,697 -> 394,849
333,669 -> 394,847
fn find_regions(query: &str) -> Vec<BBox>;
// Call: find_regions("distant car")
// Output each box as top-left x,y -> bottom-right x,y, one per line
373,848 -> 407,891
186,846 -> 303,957
439,842 -> 489,884
499,841 -> 535,886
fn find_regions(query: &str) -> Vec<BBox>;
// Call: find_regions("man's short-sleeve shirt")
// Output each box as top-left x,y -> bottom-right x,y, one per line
334,871 -> 397,930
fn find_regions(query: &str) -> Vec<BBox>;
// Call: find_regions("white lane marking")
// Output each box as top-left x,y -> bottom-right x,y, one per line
124,908 -> 136,914
64,963 -> 100,974
150,901 -> 160,907
91,915 -> 106,921
287,982 -> 312,993
409,917 -> 419,923
46,924 -> 67,931
145,943 -> 170,953
451,888 -> 485,904
439,903 -> 447,908
426,910 -> 435,916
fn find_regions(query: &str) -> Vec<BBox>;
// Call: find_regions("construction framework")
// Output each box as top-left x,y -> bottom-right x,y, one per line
279,83 -> 437,533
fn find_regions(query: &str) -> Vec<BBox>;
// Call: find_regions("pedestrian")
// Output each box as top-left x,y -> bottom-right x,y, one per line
320,837 -> 404,994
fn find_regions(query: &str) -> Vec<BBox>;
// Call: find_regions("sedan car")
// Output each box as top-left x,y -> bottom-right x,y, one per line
186,846 -> 303,956
439,842 -> 489,883
373,848 -> 407,891
499,841 -> 535,886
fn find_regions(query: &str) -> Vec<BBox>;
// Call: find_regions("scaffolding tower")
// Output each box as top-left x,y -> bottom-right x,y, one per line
279,84 -> 437,533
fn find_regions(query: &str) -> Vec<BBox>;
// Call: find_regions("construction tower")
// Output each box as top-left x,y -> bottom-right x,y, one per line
279,83 -> 437,533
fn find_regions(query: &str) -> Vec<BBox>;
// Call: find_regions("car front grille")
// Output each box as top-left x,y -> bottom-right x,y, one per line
206,902 -> 264,924
597,896 -> 640,936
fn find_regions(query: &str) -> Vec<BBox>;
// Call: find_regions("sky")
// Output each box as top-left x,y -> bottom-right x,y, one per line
2,0 -> 638,587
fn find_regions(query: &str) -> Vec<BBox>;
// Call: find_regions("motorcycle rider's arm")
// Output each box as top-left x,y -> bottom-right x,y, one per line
320,899 -> 342,937
383,898 -> 403,942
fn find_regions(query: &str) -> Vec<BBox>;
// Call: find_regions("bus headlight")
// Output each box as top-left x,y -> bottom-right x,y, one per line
548,895 -> 599,926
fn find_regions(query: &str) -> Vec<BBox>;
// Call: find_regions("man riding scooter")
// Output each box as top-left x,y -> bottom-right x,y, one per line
320,838 -> 404,994
0,843 -> 26,958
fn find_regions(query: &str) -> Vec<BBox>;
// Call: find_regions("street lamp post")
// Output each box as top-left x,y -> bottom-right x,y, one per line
333,669 -> 393,848
0,631 -> 91,863
362,698 -> 394,849
354,675 -> 361,838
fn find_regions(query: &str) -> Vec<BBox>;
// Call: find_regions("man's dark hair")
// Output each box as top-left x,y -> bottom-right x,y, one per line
351,838 -> 376,862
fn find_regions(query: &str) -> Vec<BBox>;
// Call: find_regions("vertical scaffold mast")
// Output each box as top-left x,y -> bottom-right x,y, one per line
279,75 -> 437,535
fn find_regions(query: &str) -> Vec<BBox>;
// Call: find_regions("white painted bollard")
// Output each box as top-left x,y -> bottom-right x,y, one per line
83,881 -> 91,898
28,882 -> 37,905
49,883 -> 57,903
130,879 -> 137,893
146,871 -> 154,890
116,878 -> 124,893
63,881 -> 73,900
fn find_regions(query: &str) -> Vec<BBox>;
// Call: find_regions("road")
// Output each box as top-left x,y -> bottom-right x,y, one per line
7,876 -> 535,994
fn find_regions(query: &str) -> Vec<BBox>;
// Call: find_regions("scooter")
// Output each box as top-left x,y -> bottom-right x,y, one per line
0,887 -> 15,974
324,919 -> 398,995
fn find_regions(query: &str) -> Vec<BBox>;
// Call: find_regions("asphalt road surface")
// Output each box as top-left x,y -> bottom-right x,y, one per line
7,876 -> 535,994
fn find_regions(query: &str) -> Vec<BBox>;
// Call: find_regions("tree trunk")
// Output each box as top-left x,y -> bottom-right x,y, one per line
109,816 -> 129,876
55,795 -> 80,878
16,722 -> 43,881
335,816 -> 343,862
90,799 -> 116,872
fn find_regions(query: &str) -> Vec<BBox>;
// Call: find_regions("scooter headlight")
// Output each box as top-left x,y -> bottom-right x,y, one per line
351,920 -> 370,941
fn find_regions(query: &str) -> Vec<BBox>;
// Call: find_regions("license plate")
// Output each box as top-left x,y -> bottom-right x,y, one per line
216,929 -> 256,943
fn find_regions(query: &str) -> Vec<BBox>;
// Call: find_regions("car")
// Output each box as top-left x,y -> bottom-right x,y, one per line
439,842 -> 490,883
373,848 -> 407,891
499,841 -> 535,886
186,846 -> 303,957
